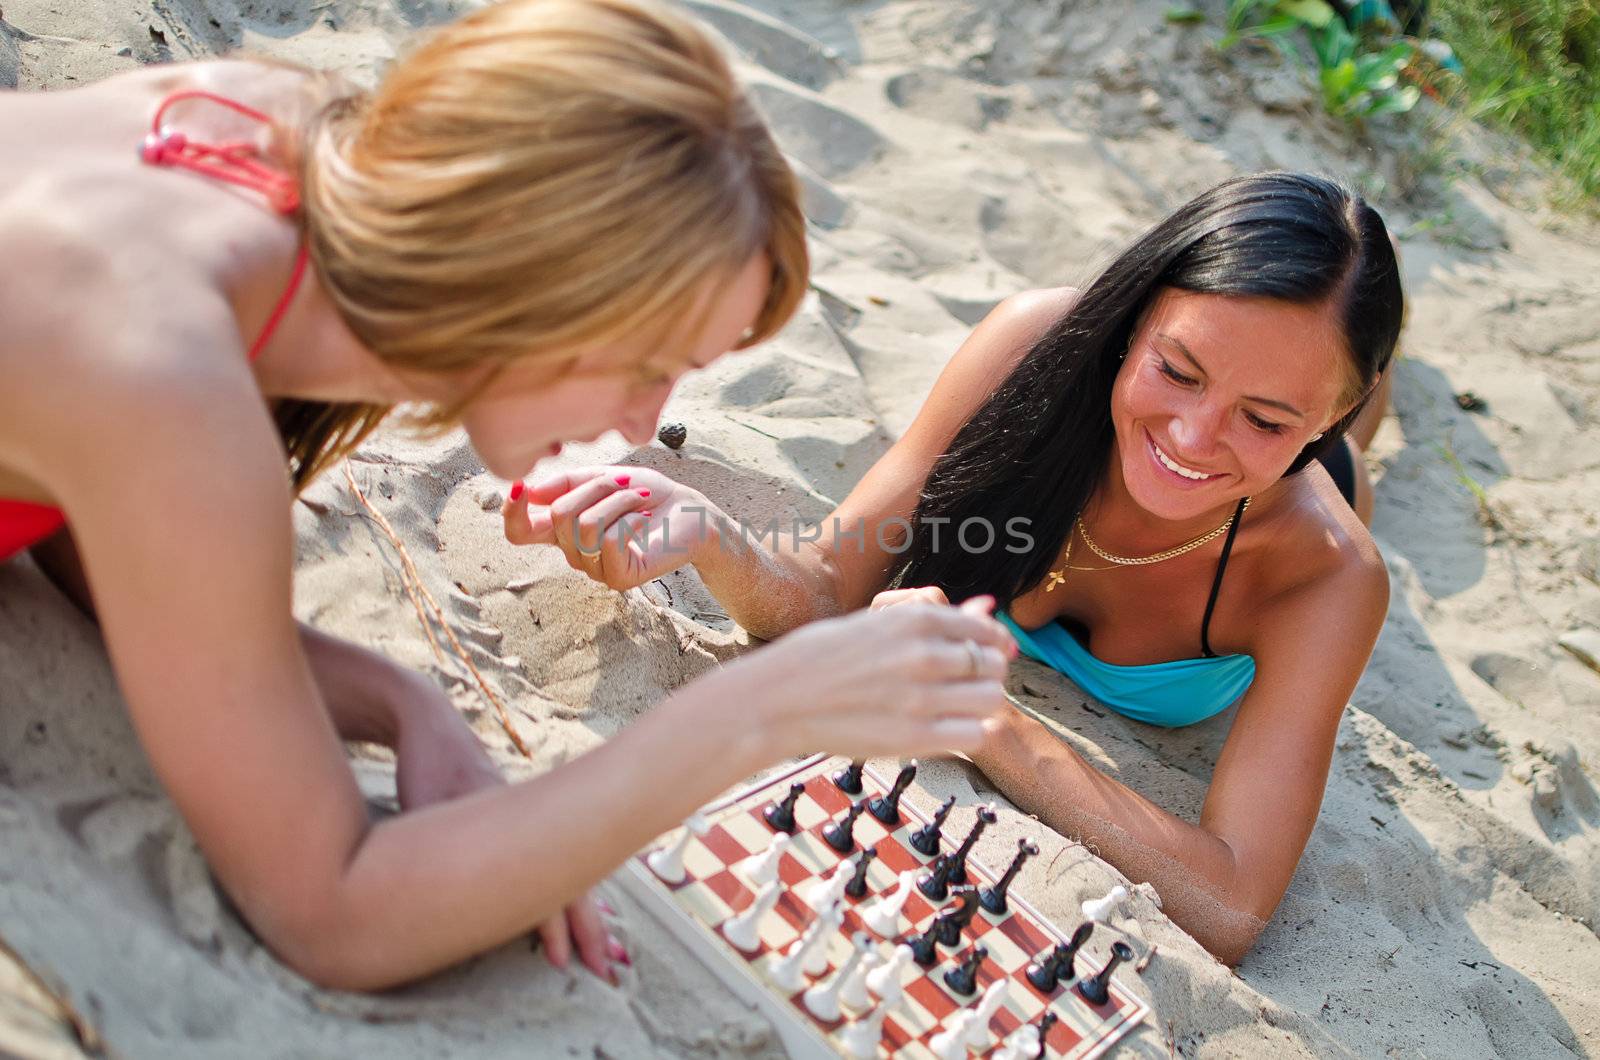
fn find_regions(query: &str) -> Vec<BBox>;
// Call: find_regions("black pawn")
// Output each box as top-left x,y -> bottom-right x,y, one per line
763,782 -> 804,834
946,804 -> 997,886
1077,940 -> 1133,1006
844,845 -> 878,899
1033,1012 -> 1059,1057
942,944 -> 987,996
1025,943 -> 1069,992
980,838 -> 1040,915
823,798 -> 869,853
932,887 -> 982,948
833,759 -> 864,795
909,919 -> 942,967
917,853 -> 956,901
1054,921 -> 1095,985
868,760 -> 918,825
907,795 -> 955,857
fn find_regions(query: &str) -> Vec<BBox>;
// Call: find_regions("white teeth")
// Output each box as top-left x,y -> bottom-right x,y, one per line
1153,441 -> 1214,480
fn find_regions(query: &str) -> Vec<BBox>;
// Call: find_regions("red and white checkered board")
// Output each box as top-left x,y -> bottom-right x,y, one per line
625,754 -> 1148,1059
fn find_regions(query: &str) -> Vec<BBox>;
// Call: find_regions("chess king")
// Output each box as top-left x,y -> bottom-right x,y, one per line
514,172 -> 1402,965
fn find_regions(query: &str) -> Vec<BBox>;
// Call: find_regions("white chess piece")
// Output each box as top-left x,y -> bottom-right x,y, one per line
862,868 -> 916,937
741,833 -> 791,887
864,943 -> 913,1007
803,902 -> 843,976
962,980 -> 1008,1050
645,812 -> 709,885
768,904 -> 841,992
803,860 -> 852,913
721,880 -> 781,953
928,1009 -> 979,1060
804,934 -> 869,1021
1081,884 -> 1129,923
995,1023 -> 1041,1060
838,1000 -> 892,1059
838,938 -> 880,1011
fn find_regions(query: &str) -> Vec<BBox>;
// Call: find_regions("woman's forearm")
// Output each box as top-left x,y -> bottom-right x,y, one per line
689,503 -> 846,640
972,708 -> 1265,965
287,664 -> 776,990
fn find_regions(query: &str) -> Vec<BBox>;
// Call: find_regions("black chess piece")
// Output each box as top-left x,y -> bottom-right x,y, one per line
946,803 -> 997,886
1032,1012 -> 1059,1057
907,795 -> 955,857
932,887 -> 982,948
844,845 -> 878,899
833,759 -> 865,795
909,919 -> 942,967
1076,940 -> 1133,1006
822,798 -> 869,853
1054,921 -> 1094,985
1025,943 -> 1068,992
980,838 -> 1039,915
917,853 -> 956,901
868,760 -> 918,825
763,782 -> 804,834
942,945 -> 987,996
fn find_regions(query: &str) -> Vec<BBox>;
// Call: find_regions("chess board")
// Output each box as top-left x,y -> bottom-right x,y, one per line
618,754 -> 1149,1058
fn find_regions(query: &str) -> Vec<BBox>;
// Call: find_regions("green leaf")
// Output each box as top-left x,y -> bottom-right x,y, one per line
1277,0 -> 1337,28
1165,6 -> 1206,24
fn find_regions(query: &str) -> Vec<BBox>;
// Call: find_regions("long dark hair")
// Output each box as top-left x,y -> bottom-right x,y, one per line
892,171 -> 1403,606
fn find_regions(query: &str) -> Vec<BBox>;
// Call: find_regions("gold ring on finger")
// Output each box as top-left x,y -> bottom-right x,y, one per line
963,639 -> 983,679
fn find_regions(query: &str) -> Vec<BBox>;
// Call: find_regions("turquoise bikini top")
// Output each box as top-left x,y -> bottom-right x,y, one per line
997,497 -> 1256,727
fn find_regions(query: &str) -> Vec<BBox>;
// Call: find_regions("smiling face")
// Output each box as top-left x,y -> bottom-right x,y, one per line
454,254 -> 772,480
1109,287 -> 1358,523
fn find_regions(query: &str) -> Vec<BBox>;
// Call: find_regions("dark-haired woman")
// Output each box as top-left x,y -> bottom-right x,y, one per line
506,172 -> 1401,964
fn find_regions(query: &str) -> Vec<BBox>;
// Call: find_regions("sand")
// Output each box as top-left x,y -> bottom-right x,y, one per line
3,0 -> 1600,1056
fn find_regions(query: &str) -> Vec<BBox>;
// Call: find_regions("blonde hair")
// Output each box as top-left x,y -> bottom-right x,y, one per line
277,0 -> 808,488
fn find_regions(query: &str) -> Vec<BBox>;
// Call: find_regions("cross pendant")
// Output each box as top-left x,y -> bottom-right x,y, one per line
1044,569 -> 1065,592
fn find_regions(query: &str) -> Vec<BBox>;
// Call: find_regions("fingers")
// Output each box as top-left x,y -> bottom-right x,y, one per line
566,892 -> 614,982
522,466 -> 614,505
870,597 -> 1017,659
869,586 -> 950,611
538,913 -> 573,970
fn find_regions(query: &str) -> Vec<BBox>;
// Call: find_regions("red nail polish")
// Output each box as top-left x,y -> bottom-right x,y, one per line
614,474 -> 631,487
598,899 -> 616,915
509,481 -> 524,501
639,511 -> 652,518
637,488 -> 651,499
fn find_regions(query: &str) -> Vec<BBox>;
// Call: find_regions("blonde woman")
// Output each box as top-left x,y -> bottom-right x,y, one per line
0,0 -> 1015,990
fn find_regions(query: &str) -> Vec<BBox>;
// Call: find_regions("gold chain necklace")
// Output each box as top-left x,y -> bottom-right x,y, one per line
1044,497 -> 1250,592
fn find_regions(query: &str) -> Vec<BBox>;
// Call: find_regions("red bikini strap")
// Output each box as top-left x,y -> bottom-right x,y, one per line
248,244 -> 309,362
140,90 -> 301,215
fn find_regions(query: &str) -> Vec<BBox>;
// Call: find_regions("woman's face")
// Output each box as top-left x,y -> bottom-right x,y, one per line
1110,287 -> 1355,523
458,255 -> 771,480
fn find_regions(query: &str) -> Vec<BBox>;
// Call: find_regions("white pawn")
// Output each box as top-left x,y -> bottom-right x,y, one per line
1082,883 -> 1129,923
929,1009 -> 979,1060
862,869 -> 916,937
768,904 -> 841,992
646,812 -> 710,884
741,833 -> 791,887
864,943 -> 913,1007
995,1024 -> 1041,1060
963,980 -> 1008,1050
839,939 -> 880,1011
838,1000 -> 892,1059
804,934 -> 869,1021
721,880 -> 781,953
803,860 -> 852,913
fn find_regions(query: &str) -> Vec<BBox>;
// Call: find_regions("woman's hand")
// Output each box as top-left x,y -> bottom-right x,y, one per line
503,466 -> 721,591
386,673 -> 620,982
869,585 -> 952,611
696,594 -> 1019,761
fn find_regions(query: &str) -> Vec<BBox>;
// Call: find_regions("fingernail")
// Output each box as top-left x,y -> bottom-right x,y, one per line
640,511 -> 652,518
614,474 -> 631,487
637,488 -> 651,499
509,481 -> 524,501
598,898 -> 617,916
608,936 -> 631,964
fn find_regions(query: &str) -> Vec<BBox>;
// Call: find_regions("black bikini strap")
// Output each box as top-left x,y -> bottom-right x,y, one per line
1199,498 -> 1249,658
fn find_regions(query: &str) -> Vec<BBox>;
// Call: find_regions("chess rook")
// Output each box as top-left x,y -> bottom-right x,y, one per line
822,797 -> 869,854
908,795 -> 955,857
844,845 -> 878,899
980,837 -> 1039,915
833,759 -> 865,795
1077,940 -> 1134,1006
946,802 -> 997,886
763,782 -> 805,834
868,760 -> 917,825
942,944 -> 987,996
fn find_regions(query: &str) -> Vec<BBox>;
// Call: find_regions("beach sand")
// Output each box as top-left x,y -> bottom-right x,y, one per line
3,0 -> 1599,1056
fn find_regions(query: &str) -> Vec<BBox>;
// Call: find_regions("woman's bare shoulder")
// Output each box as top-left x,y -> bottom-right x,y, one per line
1249,470 -> 1388,618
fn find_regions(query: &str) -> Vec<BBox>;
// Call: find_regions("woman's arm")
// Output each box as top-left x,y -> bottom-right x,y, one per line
971,555 -> 1388,965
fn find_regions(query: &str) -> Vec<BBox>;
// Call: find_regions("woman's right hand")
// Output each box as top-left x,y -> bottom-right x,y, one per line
702,594 -> 1018,761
